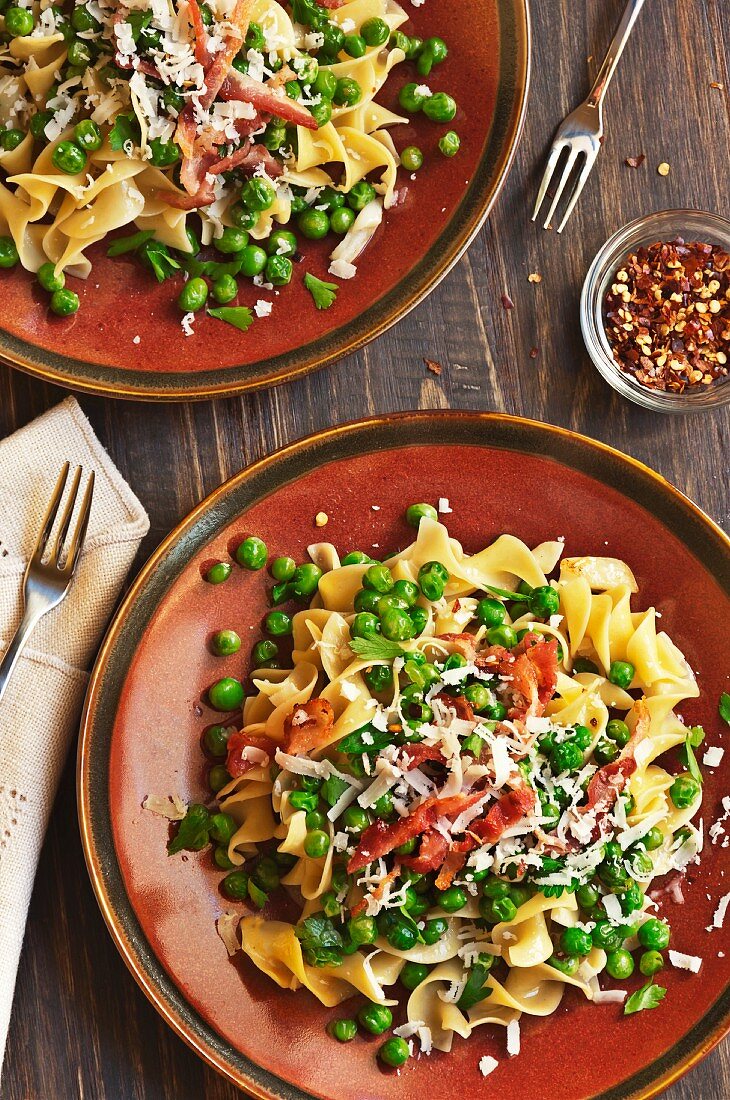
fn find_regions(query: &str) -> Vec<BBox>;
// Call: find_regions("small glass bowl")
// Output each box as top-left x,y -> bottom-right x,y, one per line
580,209 -> 730,413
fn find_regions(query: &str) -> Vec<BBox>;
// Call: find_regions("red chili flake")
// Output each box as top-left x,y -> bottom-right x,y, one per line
501,293 -> 514,310
529,346 -> 539,359
424,358 -> 442,375
624,154 -> 645,169
602,237 -> 730,393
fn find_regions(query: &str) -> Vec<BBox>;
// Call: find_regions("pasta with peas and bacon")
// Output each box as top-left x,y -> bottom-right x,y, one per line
0,0 -> 457,321
165,507 -> 708,1069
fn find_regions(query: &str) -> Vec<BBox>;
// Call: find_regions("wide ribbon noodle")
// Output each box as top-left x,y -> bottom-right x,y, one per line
0,0 -> 411,279
170,515 -> 706,1063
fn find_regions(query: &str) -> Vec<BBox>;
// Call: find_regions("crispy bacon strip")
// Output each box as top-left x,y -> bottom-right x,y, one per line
397,743 -> 446,771
580,700 -> 650,813
434,847 -> 469,890
112,8 -> 162,77
282,698 -> 335,755
219,69 -> 318,129
470,784 -> 536,844
207,140 -> 284,177
347,792 -> 483,874
199,0 -> 255,110
435,632 -> 478,661
433,691 -> 475,723
319,0 -> 344,7
501,635 -> 558,721
399,829 -> 449,874
187,0 -> 214,66
226,732 -> 277,777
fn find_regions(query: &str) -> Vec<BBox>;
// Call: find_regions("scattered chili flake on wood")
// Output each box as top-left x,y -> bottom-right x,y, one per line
603,237 -> 730,393
710,81 -> 724,90
529,346 -> 539,359
424,358 -> 442,375
501,293 -> 514,310
528,273 -> 542,284
625,154 -> 645,169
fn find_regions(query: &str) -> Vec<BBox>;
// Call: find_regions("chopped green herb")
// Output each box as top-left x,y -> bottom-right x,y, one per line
623,979 -> 667,1015
485,584 -> 524,602
247,880 -> 268,908
208,306 -> 254,332
304,272 -> 338,310
337,723 -> 392,756
720,692 -> 730,726
687,725 -> 705,748
167,804 -> 210,855
684,733 -> 703,786
457,954 -> 493,1010
349,633 -> 406,661
107,230 -> 155,257
295,914 -> 344,967
109,112 -> 140,152
139,239 -> 180,283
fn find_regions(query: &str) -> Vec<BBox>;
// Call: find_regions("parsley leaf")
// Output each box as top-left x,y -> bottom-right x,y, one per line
207,306 -> 254,332
337,723 -> 391,756
167,803 -> 210,855
457,954 -> 494,1010
107,230 -> 155,257
126,9 -> 153,40
720,692 -> 730,726
349,632 -> 406,661
688,724 -> 705,749
295,915 -> 344,967
304,272 -> 338,310
684,732 -> 703,786
109,112 -> 140,152
624,979 -> 667,1015
485,584 -> 524,601
184,255 -> 247,279
139,239 -> 180,283
321,774 -> 351,807
247,880 -> 268,909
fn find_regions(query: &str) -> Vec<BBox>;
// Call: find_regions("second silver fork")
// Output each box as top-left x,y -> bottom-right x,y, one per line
0,462 -> 95,705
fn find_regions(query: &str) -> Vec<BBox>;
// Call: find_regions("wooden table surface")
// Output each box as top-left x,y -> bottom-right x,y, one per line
1,1 -> 728,1097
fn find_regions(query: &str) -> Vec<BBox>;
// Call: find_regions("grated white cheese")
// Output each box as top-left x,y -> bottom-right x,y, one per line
668,950 -> 703,973
254,299 -> 272,318
479,1055 -> 499,1077
712,893 -> 730,929
438,497 -> 452,514
328,258 -> 357,280
703,746 -> 724,767
181,312 -> 195,337
506,1018 -> 520,1056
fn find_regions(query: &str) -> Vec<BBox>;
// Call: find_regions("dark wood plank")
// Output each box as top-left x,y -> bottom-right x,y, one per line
1,1 -> 728,1097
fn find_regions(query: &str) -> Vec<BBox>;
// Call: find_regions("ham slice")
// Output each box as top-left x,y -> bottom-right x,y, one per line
226,732 -> 277,777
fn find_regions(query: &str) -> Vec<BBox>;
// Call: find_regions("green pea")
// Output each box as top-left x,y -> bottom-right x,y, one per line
343,33 -> 366,58
606,718 -> 631,745
321,204 -> 351,239
620,879 -> 643,915
291,563 -> 322,598
209,764 -> 231,793
204,723 -> 233,757
418,570 -> 444,602
300,775 -> 323,793
252,856 -> 280,893
475,597 -> 504,628
267,228 -> 298,258
576,883 -> 599,910
642,826 -> 664,852
400,961 -> 429,990
328,1018 -> 357,1042
342,805 -> 370,835
208,676 -> 244,711
639,949 -> 664,977
436,886 -> 467,913
211,629 -> 241,656
52,140 -> 87,175
379,1037 -> 409,1067
178,276 -> 208,312
606,948 -> 634,980
670,775 -> 700,809
312,99 -> 334,129
270,556 -> 296,581
5,5 -> 34,35
313,68 -> 337,99
421,917 -> 448,944
464,682 -> 492,713
399,82 -> 428,112
381,607 -> 414,641
333,76 -> 361,107
423,92 -> 457,123
297,208 -> 330,240
348,914 -> 377,945
527,585 -> 560,619
361,563 -> 391,594
263,120 -> 287,151
351,611 -> 379,639
209,812 -> 237,845
638,917 -> 670,951
0,128 -> 24,152
405,502 -> 437,527
37,261 -> 64,292
162,85 -> 185,114
372,791 -> 394,818
285,79 -> 302,101
206,561 -> 232,585
237,243 -> 267,277
241,177 -> 276,211
30,110 -> 53,142
67,38 -> 93,67
358,1002 -> 392,1035
438,130 -> 460,157
479,895 -> 517,923
222,869 -> 249,900
236,536 -> 267,569
593,737 -> 618,765
71,4 -> 99,31
388,919 -> 417,950
215,226 -> 248,255
560,927 -> 592,956
409,606 -> 429,635
548,954 -> 580,977
211,274 -> 238,304
348,181 -> 376,210
148,137 -> 179,167
303,830 -> 330,858
230,202 -> 257,231
364,664 -> 393,693
213,845 -> 235,870
361,17 -> 389,46
50,288 -> 79,316
73,119 -> 102,152
487,624 -> 518,649
608,660 -> 635,689
400,145 -> 424,172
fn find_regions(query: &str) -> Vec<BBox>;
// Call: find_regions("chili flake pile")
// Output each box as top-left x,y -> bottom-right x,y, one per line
603,238 -> 730,393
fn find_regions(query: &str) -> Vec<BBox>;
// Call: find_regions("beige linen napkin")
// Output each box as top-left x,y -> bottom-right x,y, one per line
0,397 -> 149,1079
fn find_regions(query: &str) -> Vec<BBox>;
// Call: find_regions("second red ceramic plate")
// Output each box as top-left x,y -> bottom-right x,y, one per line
79,412 -> 730,1100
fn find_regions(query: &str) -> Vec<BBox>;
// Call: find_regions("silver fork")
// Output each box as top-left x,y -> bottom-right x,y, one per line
532,0 -> 645,233
0,462 -> 95,705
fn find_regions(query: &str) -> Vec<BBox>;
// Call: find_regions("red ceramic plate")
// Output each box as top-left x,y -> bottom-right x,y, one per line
0,1 -> 528,401
78,412 -> 730,1099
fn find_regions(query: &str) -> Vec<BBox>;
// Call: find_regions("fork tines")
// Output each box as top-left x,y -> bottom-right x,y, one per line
32,463 -> 95,574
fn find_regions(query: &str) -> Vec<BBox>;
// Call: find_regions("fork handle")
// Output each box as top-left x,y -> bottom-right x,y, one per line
587,0 -> 645,109
0,595 -> 46,705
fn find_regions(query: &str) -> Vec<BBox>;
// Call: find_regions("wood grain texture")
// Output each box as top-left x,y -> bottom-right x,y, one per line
1,1 -> 728,1097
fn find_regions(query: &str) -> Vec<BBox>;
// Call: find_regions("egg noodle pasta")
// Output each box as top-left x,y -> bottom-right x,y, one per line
163,508 -> 708,1068
0,0 -> 459,319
